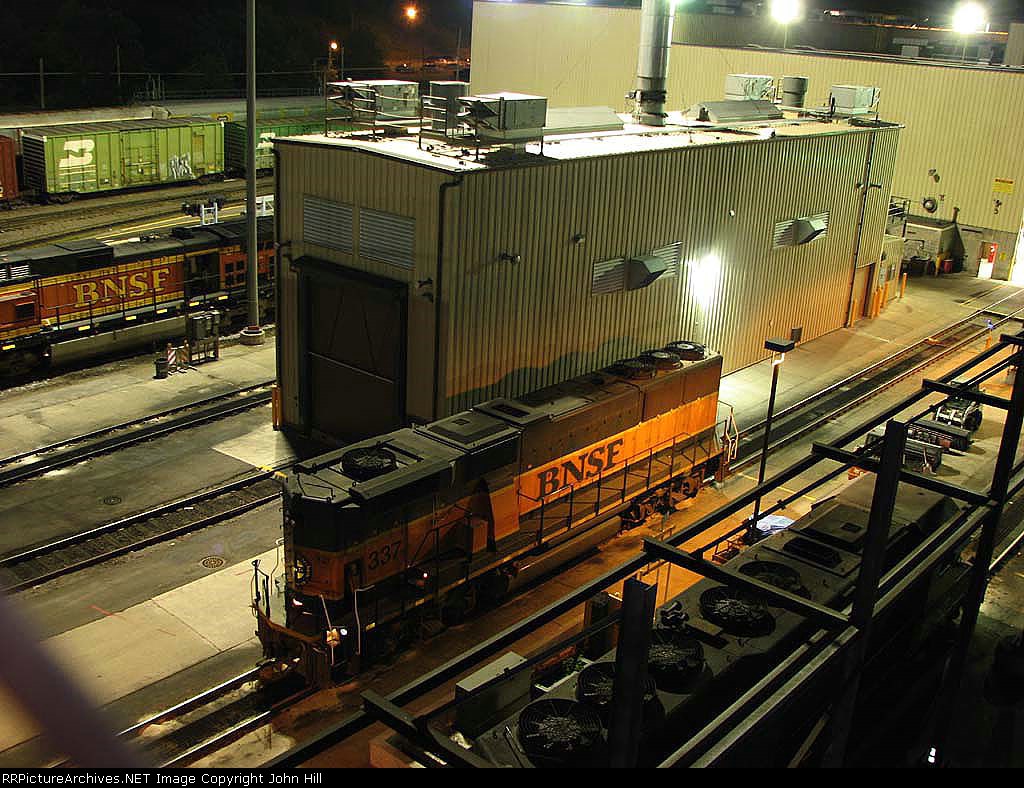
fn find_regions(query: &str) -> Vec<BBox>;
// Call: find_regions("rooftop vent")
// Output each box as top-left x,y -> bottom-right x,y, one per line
684,100 -> 784,124
664,340 -> 706,361
341,446 -> 398,482
632,0 -> 676,126
516,699 -> 604,767
605,358 -> 658,380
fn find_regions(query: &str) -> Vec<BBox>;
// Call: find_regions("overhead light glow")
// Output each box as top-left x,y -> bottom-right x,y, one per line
405,5 -> 419,22
329,41 -> 339,51
952,2 -> 987,34
770,0 -> 802,25
688,253 -> 722,311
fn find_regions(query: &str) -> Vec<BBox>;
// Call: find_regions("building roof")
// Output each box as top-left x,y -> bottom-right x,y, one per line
276,112 -> 898,173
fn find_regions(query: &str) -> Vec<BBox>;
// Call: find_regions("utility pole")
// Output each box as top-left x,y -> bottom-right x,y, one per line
38,58 -> 45,110
242,0 -> 264,345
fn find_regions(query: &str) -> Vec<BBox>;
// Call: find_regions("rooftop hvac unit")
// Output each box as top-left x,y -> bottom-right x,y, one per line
829,84 -> 881,115
458,92 -> 548,142
330,79 -> 420,118
724,74 -> 775,101
427,81 -> 470,132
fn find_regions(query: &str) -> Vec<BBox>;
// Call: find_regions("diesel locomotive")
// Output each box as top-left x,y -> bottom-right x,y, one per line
0,217 -> 274,375
254,343 -> 731,686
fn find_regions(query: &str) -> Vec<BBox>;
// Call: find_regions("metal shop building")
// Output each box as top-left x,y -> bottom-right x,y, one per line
470,0 -> 1024,280
274,113 -> 899,443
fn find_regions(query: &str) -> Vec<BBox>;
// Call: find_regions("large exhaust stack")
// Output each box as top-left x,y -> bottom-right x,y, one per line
634,0 -> 676,126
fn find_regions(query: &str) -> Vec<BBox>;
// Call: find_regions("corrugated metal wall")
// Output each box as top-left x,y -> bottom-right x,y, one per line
275,140 -> 449,427
471,1 -> 1024,244
439,125 -> 900,414
277,124 -> 898,430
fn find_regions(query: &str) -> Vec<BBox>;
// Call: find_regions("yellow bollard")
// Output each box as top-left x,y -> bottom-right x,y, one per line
900,272 -> 908,299
271,385 -> 282,431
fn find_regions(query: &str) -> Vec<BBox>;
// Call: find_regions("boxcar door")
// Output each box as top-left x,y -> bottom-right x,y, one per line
301,263 -> 408,442
123,129 -> 157,186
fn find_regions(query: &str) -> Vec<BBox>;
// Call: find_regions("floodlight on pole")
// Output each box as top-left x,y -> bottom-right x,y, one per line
405,5 -> 419,22
770,0 -> 802,49
952,2 -> 987,34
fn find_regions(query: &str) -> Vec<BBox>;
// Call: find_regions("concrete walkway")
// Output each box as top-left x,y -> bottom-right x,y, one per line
0,342 -> 277,459
720,274 -> 1024,431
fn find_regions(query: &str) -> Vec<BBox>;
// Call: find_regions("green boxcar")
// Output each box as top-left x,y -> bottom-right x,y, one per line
21,117 -> 225,196
224,116 -> 327,173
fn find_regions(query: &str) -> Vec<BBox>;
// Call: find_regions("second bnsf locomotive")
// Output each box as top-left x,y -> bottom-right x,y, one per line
255,344 -> 729,686
0,217 -> 274,375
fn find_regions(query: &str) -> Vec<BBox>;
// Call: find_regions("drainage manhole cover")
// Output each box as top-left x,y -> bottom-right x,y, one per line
201,556 -> 226,570
102,496 -> 123,506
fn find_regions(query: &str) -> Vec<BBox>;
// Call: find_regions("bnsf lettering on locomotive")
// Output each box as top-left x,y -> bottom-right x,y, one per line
73,268 -> 172,307
537,438 -> 625,497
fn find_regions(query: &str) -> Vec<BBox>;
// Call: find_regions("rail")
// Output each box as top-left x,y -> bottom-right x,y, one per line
0,382 -> 275,487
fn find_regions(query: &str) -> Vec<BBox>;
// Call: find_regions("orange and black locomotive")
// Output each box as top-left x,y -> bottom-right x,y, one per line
0,217 -> 274,375
254,343 -> 731,686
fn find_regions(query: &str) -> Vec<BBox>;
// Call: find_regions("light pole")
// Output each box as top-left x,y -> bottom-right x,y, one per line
242,0 -> 264,345
953,2 -> 987,63
747,337 -> 795,542
770,0 -> 802,50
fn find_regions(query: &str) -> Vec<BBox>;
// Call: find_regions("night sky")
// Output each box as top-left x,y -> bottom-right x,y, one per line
0,1 -> 1019,111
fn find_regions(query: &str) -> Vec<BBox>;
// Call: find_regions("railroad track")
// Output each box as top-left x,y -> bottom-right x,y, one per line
0,178 -> 271,250
53,669 -> 309,768
729,299 -> 1024,471
0,380 -> 274,488
0,471 -> 282,593
128,670 -> 310,768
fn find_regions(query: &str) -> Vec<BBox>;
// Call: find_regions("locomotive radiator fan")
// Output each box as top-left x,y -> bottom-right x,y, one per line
341,445 -> 398,481
646,628 -> 706,693
664,340 -> 706,361
699,586 -> 776,638
575,662 -> 661,725
605,357 -> 658,380
516,698 -> 605,767
639,349 -> 683,371
738,561 -> 811,599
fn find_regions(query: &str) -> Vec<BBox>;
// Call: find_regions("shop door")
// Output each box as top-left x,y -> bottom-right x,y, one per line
303,265 -> 407,442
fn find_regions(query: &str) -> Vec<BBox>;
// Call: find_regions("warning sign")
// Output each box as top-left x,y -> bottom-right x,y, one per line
993,178 -> 1015,194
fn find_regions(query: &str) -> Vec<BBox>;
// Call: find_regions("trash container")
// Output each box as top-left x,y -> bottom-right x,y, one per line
154,356 -> 169,379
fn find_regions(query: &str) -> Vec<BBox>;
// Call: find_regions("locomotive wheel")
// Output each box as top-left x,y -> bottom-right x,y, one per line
966,410 -> 983,432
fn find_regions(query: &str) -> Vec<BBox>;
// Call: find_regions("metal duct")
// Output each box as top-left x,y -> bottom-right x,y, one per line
634,0 -> 676,126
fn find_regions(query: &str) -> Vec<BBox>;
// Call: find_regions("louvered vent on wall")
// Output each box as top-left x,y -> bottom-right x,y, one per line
773,212 -> 830,248
303,196 -> 354,253
592,258 -> 626,295
651,242 -> 683,279
10,264 -> 30,279
360,208 -> 416,269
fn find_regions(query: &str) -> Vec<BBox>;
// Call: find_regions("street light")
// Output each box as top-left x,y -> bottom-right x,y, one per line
953,2 -> 987,62
747,337 -> 796,543
405,5 -> 419,22
770,0 -> 802,49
